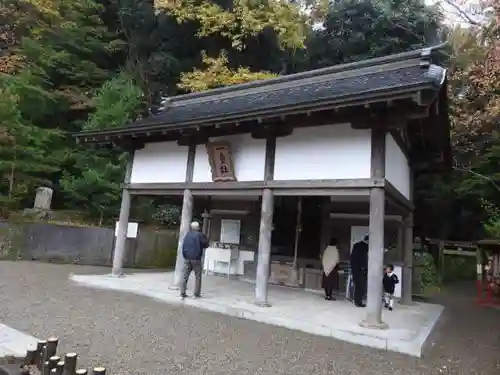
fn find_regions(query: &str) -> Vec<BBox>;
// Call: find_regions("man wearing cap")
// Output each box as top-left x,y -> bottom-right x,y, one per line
180,221 -> 209,299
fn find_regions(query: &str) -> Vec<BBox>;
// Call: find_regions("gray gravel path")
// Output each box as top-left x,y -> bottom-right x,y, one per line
0,261 -> 498,375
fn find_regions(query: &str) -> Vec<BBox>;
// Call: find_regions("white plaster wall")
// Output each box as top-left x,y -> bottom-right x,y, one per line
274,124 -> 371,181
130,142 -> 188,183
385,134 -> 411,199
193,134 -> 266,182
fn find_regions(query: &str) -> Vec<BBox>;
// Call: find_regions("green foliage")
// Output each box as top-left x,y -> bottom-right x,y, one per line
306,0 -> 442,68
0,225 -> 23,260
152,205 -> 181,228
415,252 -> 440,294
481,198 -> 500,238
59,150 -> 125,221
85,74 -> 144,131
178,51 -> 277,92
443,255 -> 477,282
137,243 -> 178,269
60,74 -> 143,220
0,78 -> 60,209
157,0 -> 307,50
0,0 -> 463,238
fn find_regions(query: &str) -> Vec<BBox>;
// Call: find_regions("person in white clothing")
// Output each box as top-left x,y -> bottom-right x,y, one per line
322,238 -> 340,300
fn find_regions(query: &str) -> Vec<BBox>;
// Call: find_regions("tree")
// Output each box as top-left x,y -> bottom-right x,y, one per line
306,0 -> 443,68
414,0 -> 500,239
0,78 -> 59,208
156,0 -> 308,92
59,74 -> 143,222
178,51 -> 277,92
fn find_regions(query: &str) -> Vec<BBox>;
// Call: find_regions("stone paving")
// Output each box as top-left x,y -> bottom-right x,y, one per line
0,324 -> 38,358
69,271 -> 443,357
0,261 -> 499,375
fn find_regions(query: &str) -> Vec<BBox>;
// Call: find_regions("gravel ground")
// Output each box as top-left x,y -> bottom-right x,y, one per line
0,261 -> 499,375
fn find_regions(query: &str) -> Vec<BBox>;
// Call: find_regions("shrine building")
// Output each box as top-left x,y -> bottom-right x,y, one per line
75,44 -> 450,328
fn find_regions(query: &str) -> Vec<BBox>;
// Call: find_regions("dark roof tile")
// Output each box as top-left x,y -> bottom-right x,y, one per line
130,64 -> 445,130
76,44 -> 448,138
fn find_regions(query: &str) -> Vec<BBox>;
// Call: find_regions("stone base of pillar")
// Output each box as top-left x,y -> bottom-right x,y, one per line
109,272 -> 125,278
359,318 -> 388,330
254,300 -> 272,307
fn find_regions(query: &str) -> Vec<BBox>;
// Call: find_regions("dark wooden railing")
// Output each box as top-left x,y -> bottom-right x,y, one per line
19,337 -> 106,375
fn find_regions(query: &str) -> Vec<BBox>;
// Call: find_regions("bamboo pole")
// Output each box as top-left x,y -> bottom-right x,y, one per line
57,361 -> 65,374
42,337 -> 59,372
24,349 -> 37,366
43,361 -> 50,375
46,338 -> 59,358
63,353 -> 78,375
92,367 -> 106,375
49,356 -> 61,369
35,340 -> 47,370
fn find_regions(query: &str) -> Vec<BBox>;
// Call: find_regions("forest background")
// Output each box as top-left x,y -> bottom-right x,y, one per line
0,0 -> 499,242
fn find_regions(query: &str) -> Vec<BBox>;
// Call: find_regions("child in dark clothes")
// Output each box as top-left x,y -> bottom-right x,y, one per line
383,264 -> 399,311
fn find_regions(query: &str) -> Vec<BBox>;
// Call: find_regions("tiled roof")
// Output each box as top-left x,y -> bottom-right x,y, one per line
76,43 -> 447,137
142,64 -> 444,129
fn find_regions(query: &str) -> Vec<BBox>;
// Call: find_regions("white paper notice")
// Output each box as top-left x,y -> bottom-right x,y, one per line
114,221 -> 138,238
220,219 -> 241,244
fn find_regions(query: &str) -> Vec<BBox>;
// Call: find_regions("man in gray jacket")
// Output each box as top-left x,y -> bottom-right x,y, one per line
180,221 -> 209,299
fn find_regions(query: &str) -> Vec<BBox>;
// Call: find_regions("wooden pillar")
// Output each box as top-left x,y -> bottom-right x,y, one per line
255,188 -> 274,306
401,166 -> 415,304
361,126 -> 387,329
172,189 -> 194,288
320,197 -> 333,253
397,222 -> 404,261
171,142 -> 197,287
111,152 -> 134,277
292,197 -> 302,269
401,213 -> 414,304
201,209 -> 211,236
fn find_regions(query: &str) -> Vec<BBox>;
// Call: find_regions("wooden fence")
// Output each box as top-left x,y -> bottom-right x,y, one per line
18,337 -> 106,375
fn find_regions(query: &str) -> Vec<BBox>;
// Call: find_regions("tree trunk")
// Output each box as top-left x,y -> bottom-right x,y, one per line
8,161 -> 15,200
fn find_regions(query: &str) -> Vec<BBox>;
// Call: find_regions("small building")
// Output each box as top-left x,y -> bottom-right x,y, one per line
76,44 -> 450,328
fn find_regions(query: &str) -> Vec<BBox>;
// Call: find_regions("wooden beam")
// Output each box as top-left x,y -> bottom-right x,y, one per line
389,128 -> 410,160
329,213 -> 403,222
350,106 -> 429,130
129,189 -> 184,196
127,178 -> 384,192
384,180 -> 414,212
185,143 -> 196,183
264,137 -> 276,181
273,188 -> 370,196
79,99 -> 431,145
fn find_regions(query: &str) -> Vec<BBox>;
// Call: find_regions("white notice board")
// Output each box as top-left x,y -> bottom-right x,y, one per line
115,222 -> 138,239
350,226 -> 368,252
220,219 -> 241,244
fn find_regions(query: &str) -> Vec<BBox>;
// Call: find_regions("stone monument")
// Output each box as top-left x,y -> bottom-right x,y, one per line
33,187 -> 53,211
22,186 -> 54,220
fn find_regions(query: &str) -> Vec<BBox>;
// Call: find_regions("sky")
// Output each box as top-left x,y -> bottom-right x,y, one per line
426,0 -> 487,26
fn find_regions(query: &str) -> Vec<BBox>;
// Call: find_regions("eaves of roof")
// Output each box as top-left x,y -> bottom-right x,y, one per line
75,43 -> 448,140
